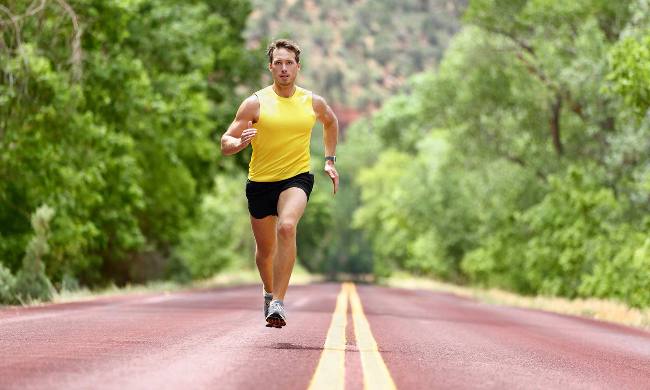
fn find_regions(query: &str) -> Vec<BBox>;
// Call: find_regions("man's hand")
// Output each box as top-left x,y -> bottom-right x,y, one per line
324,161 -> 339,195
240,121 -> 257,148
221,96 -> 259,155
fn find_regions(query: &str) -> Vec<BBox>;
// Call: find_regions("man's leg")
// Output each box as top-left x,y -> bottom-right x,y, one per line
273,187 -> 308,301
250,215 -> 277,294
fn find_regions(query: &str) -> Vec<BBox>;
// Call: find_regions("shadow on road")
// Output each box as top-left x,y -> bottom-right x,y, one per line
271,342 -> 323,351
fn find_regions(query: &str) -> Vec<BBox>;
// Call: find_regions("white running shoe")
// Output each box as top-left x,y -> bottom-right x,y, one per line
266,300 -> 287,328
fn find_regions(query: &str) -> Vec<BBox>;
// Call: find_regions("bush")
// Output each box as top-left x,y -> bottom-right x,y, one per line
14,205 -> 56,303
462,165 -> 650,307
296,187 -> 334,273
461,227 -> 532,294
0,264 -> 17,304
580,230 -> 650,307
173,175 -> 253,279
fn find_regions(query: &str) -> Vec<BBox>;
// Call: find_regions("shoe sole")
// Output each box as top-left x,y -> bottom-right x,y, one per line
266,314 -> 286,328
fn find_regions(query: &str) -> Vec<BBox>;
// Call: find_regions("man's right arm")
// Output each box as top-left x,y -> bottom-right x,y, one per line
220,95 -> 259,156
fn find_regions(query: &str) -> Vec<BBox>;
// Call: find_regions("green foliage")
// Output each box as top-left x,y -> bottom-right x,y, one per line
580,227 -> 650,307
353,127 -> 544,283
296,186 -> 334,274
608,33 -> 650,117
0,0 -> 262,289
0,264 -> 17,304
462,165 -> 649,306
304,122 -> 379,277
3,0 -> 650,309
521,168 -> 620,296
336,0 -> 650,307
173,175 -> 253,280
370,92 -> 428,153
14,205 -> 56,303
353,150 -> 413,278
398,135 -> 478,280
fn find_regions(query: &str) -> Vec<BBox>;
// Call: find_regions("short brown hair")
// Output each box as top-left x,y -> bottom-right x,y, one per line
267,39 -> 301,64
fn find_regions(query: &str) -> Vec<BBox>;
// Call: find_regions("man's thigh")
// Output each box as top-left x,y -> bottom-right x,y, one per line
277,187 -> 308,223
250,215 -> 277,255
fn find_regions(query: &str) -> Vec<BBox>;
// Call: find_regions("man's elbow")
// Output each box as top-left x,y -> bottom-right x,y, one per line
220,135 -> 233,156
325,116 -> 339,132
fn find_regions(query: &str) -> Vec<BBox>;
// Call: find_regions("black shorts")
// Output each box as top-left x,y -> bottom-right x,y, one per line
245,172 -> 315,219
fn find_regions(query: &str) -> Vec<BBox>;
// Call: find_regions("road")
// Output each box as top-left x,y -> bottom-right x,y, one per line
1,282 -> 649,389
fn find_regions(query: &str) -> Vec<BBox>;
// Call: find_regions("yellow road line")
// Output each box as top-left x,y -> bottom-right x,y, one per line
308,283 -> 397,390
308,283 -> 350,390
348,282 -> 397,390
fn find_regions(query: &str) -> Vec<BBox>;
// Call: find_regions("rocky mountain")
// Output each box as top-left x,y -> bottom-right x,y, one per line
245,0 -> 466,129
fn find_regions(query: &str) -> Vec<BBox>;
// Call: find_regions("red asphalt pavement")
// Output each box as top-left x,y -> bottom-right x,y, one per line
1,282 -> 650,389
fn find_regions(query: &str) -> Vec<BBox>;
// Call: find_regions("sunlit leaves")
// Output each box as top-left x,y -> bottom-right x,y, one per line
608,33 -> 650,117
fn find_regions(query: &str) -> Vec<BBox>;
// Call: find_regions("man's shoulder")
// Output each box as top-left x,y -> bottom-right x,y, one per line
237,94 -> 260,117
310,92 -> 328,110
242,93 -> 260,106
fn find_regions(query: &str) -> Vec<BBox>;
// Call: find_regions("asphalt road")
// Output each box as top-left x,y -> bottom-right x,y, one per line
1,283 -> 649,389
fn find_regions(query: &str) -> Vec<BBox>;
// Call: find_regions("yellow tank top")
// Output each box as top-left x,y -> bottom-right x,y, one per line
249,85 -> 316,181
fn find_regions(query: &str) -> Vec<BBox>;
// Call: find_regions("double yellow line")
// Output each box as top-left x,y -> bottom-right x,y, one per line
308,283 -> 396,390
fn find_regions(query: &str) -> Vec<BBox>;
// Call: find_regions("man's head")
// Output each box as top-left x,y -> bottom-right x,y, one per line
267,39 -> 301,87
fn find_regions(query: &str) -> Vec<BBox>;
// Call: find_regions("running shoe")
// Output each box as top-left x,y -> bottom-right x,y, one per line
264,292 -> 273,318
266,300 -> 287,328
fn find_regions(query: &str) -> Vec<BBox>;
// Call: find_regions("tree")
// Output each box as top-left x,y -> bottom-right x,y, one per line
0,0 -> 263,287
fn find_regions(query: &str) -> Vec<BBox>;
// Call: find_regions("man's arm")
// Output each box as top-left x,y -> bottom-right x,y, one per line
313,94 -> 339,194
221,95 -> 259,156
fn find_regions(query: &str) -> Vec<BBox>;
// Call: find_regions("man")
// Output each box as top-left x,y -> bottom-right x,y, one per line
220,39 -> 339,328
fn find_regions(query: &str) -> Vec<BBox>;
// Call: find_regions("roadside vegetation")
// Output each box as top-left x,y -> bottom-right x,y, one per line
334,0 -> 650,309
0,0 -> 262,303
1,0 -> 649,318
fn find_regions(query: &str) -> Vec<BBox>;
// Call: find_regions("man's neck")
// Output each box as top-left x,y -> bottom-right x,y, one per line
272,83 -> 296,98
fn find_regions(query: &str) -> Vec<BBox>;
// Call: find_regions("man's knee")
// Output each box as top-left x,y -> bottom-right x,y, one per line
256,245 -> 275,261
277,220 -> 297,239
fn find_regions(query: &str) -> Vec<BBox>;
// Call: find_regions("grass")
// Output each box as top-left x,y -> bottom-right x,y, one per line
384,271 -> 650,331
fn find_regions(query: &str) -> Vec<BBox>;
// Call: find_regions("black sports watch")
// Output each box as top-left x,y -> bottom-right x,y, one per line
325,156 -> 336,163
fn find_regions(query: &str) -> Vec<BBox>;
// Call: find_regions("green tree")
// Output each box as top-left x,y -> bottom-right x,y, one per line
338,0 -> 650,308
0,0 -> 262,287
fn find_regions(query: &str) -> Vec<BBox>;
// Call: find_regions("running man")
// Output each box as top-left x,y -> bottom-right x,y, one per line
220,39 -> 339,328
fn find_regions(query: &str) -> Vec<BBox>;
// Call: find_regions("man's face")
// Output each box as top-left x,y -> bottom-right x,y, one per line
269,48 -> 300,87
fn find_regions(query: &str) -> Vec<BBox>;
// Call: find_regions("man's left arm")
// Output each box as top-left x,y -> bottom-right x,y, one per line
313,94 -> 339,195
